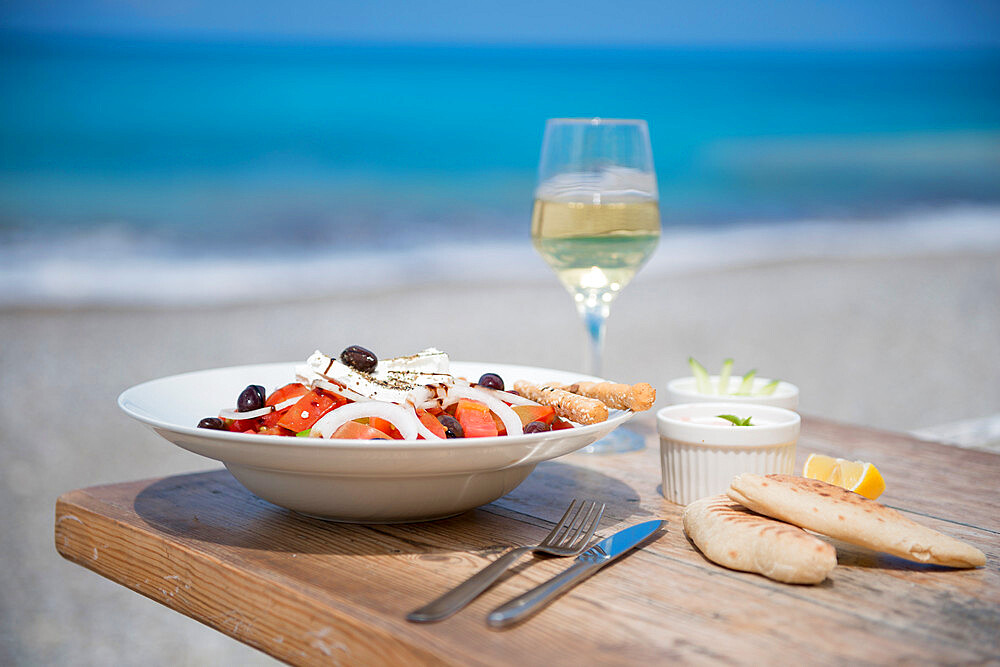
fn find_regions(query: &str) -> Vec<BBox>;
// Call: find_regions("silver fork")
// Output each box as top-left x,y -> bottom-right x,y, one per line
406,499 -> 605,623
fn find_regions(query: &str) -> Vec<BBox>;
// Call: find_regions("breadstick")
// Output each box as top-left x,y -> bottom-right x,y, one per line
513,381 -> 609,425
559,381 -> 656,412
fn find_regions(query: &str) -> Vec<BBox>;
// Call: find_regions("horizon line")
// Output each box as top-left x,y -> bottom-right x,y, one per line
4,28 -> 1000,55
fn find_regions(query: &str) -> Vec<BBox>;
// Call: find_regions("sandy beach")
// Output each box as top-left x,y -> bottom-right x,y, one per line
2,248 -> 998,664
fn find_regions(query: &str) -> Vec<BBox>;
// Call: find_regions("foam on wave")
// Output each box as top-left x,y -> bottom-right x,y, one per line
1,206 -> 998,307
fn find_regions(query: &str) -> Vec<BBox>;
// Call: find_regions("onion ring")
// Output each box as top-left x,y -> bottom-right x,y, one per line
312,379 -> 370,403
410,406 -> 444,440
219,396 -> 300,420
445,386 -> 524,436
310,401 -> 420,440
404,385 -> 436,409
475,386 -> 539,407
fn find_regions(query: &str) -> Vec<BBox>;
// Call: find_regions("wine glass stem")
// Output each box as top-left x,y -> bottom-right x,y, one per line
576,298 -> 609,377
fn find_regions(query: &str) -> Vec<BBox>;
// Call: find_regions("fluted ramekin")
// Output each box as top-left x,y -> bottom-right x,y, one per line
657,402 -> 800,506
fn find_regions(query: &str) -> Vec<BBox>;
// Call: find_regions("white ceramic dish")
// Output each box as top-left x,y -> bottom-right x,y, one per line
656,402 -> 800,506
666,376 -> 799,410
119,361 -> 632,523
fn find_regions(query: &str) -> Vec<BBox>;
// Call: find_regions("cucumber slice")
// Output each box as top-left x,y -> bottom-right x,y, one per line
735,369 -> 757,395
755,379 -> 780,396
689,357 -> 712,394
717,358 -> 733,395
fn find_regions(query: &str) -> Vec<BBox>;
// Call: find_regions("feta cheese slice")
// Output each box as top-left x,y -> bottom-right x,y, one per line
304,349 -> 453,404
377,348 -> 450,375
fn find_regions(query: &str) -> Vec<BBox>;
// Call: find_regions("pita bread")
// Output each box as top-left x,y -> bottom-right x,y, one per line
683,495 -> 837,584
728,474 -> 985,568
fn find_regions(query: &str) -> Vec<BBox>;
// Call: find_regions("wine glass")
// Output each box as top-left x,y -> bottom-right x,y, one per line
531,118 -> 660,454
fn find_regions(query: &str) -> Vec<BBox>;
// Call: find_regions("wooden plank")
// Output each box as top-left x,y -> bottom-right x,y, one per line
55,483 -> 448,666
799,416 -> 1000,531
55,418 -> 1000,665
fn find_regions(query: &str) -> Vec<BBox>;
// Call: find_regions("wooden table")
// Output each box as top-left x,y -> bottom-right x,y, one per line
55,415 -> 999,665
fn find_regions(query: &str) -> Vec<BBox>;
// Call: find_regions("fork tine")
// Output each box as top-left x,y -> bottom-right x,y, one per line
576,502 -> 606,548
556,500 -> 590,546
547,498 -> 579,543
556,499 -> 590,544
563,501 -> 599,547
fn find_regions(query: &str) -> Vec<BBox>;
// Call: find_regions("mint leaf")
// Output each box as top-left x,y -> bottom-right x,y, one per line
717,414 -> 754,426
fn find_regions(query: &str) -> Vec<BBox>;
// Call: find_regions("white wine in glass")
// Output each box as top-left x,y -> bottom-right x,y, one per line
532,118 -> 660,453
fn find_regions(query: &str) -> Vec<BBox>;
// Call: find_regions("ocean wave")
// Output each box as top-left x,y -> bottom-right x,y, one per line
1,206 -> 998,307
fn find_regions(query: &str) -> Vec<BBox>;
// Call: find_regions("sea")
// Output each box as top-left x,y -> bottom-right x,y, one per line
2,34 -> 999,306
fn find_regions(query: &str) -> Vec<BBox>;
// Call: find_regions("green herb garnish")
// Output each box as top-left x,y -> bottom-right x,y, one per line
296,429 -> 311,437
717,414 -> 754,426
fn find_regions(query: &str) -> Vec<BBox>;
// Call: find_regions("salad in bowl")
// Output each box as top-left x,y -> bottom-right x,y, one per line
196,346 -> 581,441
119,346 -> 656,522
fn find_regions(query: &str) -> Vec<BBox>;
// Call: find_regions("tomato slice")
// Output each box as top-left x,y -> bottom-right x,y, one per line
259,407 -> 288,428
512,405 -> 556,427
266,382 -> 310,407
258,425 -> 295,437
491,411 -> 507,436
455,398 -> 499,438
369,416 -> 403,440
415,409 -> 447,438
226,417 -> 260,432
253,383 -> 312,429
277,388 -> 346,433
330,421 -> 393,440
550,416 -> 574,431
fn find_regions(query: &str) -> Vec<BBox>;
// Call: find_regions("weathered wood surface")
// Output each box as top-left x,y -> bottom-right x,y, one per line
55,415 -> 1000,665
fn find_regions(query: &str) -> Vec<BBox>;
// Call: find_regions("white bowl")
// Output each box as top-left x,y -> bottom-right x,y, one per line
656,402 -> 800,506
119,361 -> 632,523
666,375 -> 799,410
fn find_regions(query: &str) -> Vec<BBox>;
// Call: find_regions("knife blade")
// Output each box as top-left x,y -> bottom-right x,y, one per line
486,519 -> 666,628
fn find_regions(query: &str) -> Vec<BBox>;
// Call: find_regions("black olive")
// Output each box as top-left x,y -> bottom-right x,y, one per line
437,414 -> 464,438
197,417 -> 225,430
237,384 -> 266,412
340,345 -> 378,373
477,372 -> 504,391
523,420 -> 550,434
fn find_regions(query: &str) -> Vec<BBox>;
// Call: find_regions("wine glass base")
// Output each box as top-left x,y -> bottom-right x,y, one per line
578,426 -> 645,455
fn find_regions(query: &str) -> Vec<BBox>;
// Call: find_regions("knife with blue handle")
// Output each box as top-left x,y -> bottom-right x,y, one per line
486,519 -> 666,628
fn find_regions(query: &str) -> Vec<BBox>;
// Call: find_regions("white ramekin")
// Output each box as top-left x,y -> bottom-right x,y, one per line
656,402 -> 801,506
666,376 -> 799,410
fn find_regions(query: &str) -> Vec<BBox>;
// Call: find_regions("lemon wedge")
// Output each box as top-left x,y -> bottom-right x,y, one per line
803,453 -> 886,500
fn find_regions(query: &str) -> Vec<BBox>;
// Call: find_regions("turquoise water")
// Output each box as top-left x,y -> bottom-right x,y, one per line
1,35 -> 999,303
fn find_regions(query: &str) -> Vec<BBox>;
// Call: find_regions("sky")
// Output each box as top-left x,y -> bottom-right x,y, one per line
2,0 -> 999,48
